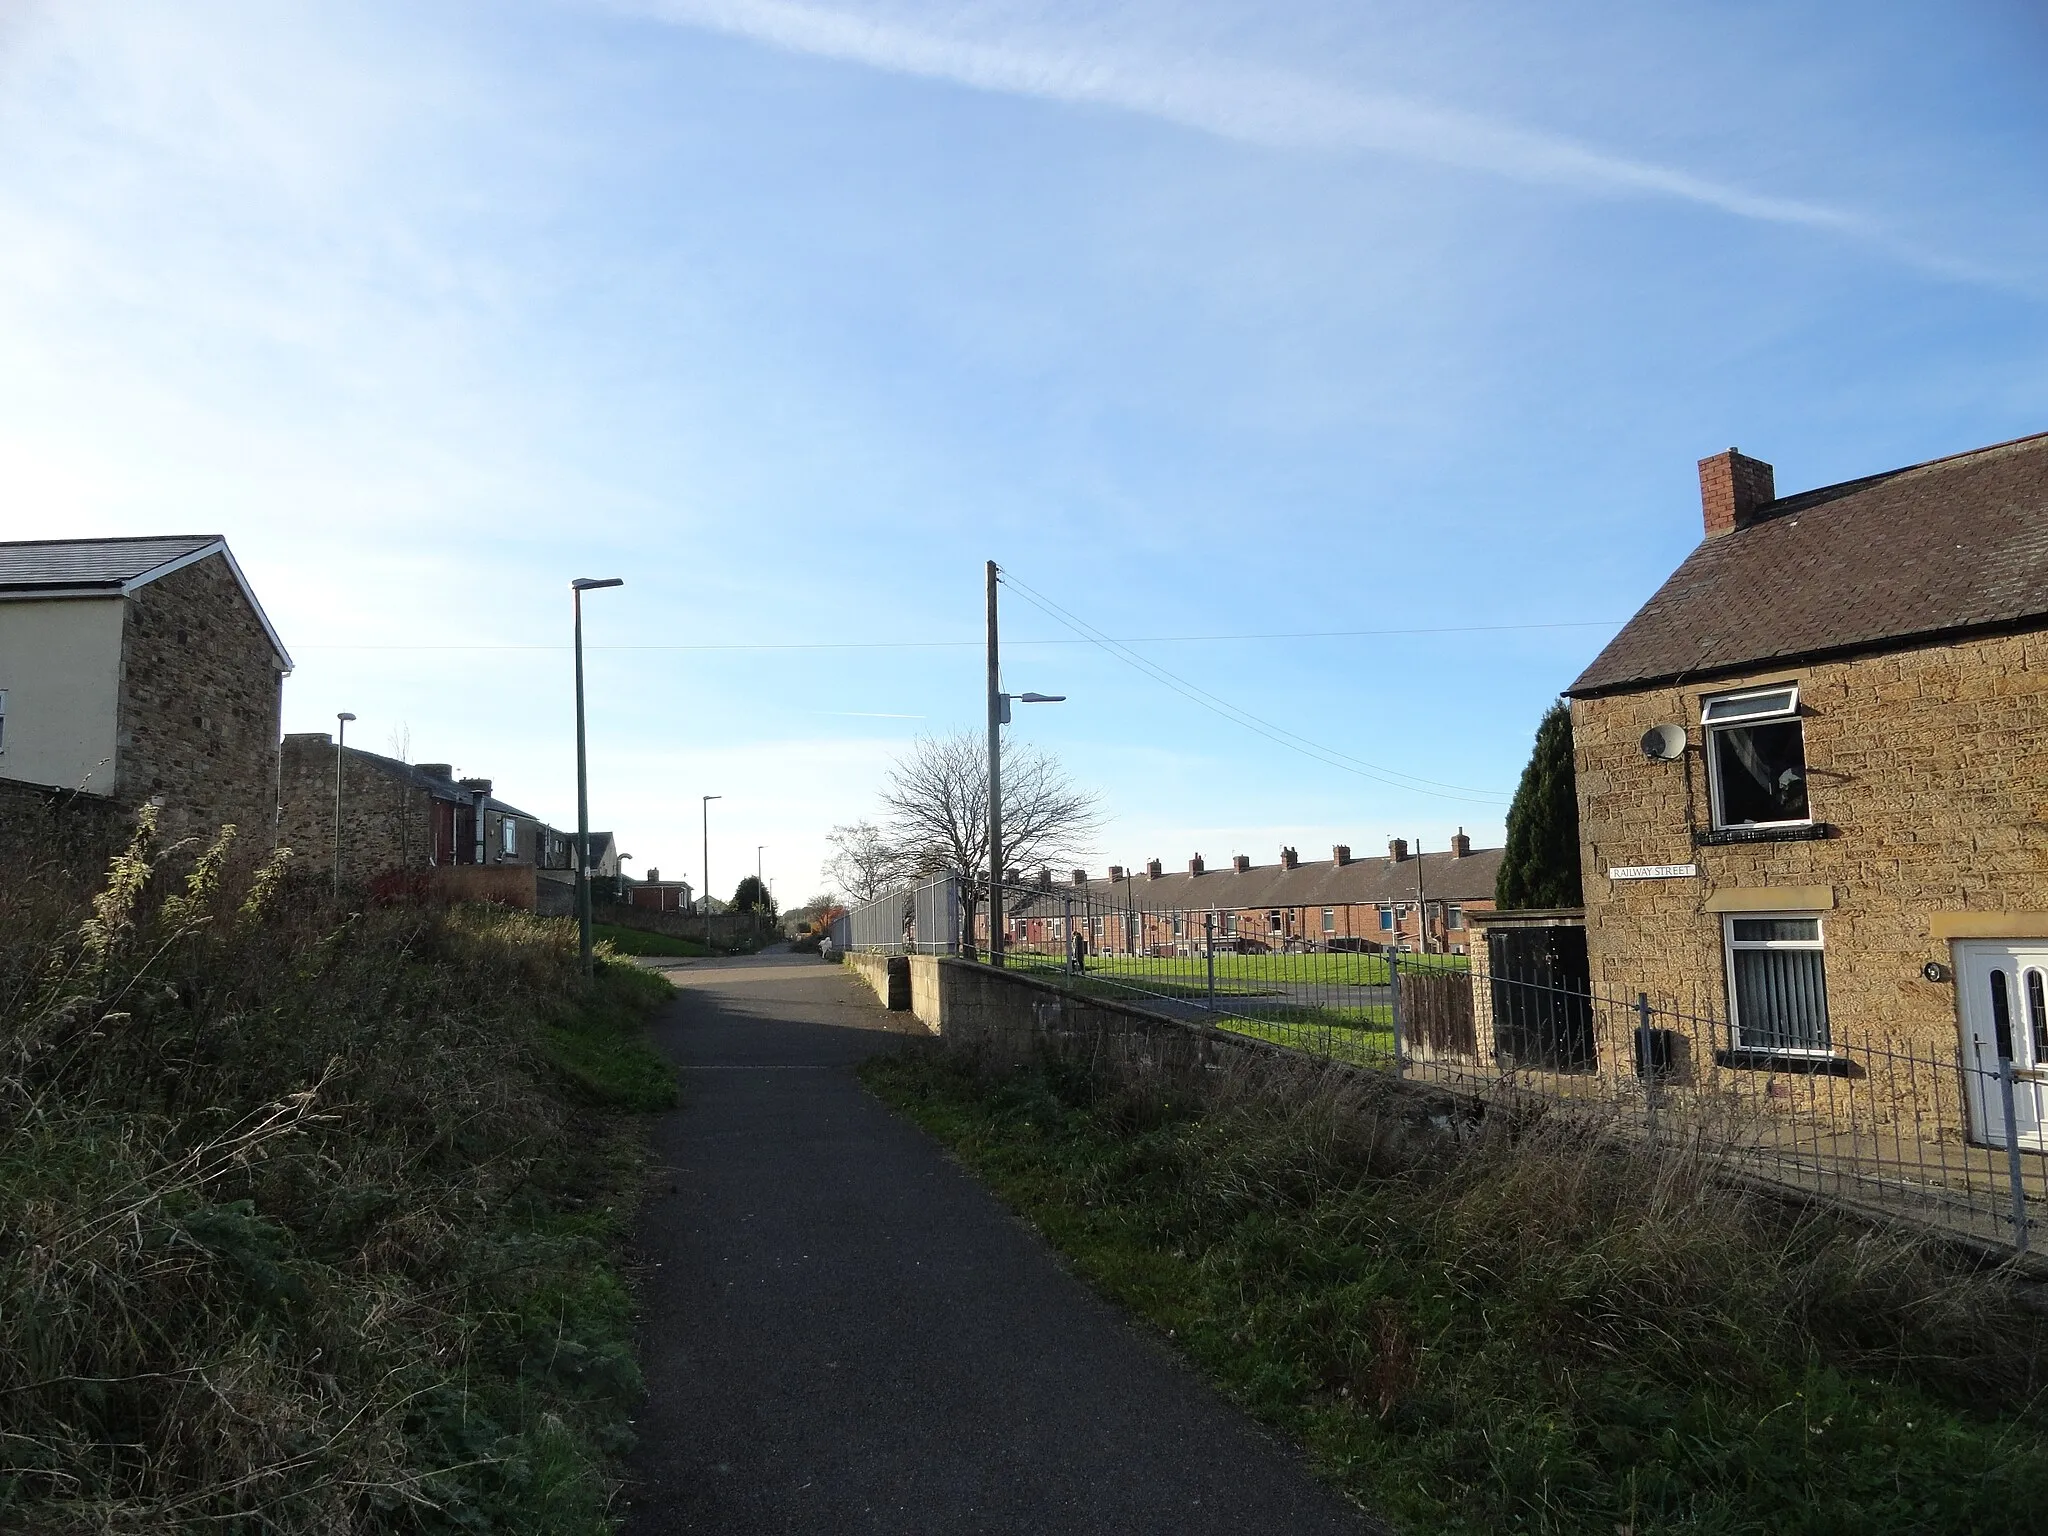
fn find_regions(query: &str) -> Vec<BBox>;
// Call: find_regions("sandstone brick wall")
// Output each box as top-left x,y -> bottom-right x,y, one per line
115,553 -> 285,846
277,736 -> 443,880
1573,629 -> 2048,1083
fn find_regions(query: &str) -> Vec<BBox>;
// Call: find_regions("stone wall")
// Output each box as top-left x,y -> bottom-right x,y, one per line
116,553 -> 285,846
1572,629 -> 2048,1094
277,735 -> 442,880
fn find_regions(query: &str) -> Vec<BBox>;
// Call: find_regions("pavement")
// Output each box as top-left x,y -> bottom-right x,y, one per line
622,950 -> 1384,1535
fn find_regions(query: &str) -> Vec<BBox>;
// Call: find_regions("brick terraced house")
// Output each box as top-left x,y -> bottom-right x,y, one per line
991,835 -> 1501,957
1566,429 -> 2048,1148
277,735 -> 557,905
0,535 -> 290,842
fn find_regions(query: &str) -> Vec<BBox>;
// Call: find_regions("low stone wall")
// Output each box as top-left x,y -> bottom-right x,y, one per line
843,952 -> 916,1016
593,903 -> 776,949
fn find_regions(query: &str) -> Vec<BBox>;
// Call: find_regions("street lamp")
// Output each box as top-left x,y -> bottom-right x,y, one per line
702,794 -> 722,916
573,576 -> 625,977
984,560 -> 1068,967
333,712 -> 356,893
757,844 -> 766,885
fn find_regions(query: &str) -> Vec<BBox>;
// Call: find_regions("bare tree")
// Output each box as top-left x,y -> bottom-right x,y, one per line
875,731 -> 1101,951
823,820 -> 917,904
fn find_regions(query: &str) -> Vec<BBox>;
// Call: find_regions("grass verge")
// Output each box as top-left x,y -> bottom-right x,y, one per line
591,921 -> 714,959
1,811 -> 676,1533
864,1042 -> 2048,1535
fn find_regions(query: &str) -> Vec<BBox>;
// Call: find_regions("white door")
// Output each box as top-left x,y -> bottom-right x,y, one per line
1955,941 -> 2048,1150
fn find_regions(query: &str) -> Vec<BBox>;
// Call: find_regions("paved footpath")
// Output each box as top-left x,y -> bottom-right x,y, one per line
622,951 -> 1383,1536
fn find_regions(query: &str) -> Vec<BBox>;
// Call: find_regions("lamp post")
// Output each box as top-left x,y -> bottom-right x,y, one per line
573,576 -> 625,977
983,560 -> 1067,967
757,844 -> 766,885
333,711 -> 356,893
702,794 -> 722,916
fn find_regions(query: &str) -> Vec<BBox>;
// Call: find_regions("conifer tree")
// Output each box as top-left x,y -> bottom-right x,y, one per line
1496,700 -> 1584,909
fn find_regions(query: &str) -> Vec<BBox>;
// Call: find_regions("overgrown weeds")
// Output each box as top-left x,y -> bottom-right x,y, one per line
0,810 -> 675,1533
866,1037 -> 2048,1534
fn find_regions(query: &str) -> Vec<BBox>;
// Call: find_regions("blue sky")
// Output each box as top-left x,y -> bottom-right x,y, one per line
3,0 -> 2044,901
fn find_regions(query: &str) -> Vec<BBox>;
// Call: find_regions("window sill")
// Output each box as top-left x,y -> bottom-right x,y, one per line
1714,1047 -> 1856,1077
1695,823 -> 1830,847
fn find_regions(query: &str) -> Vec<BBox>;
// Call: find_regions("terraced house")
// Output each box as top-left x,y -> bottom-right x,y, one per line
1567,429 -> 2048,1148
996,836 -> 1501,957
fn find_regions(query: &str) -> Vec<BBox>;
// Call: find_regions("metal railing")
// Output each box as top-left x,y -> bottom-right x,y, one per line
960,876 -> 2044,1257
841,874 -> 962,955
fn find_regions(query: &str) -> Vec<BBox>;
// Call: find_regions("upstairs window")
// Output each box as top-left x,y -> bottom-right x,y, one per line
1704,686 -> 1809,829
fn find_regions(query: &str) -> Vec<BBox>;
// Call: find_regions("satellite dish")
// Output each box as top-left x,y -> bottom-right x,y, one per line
1640,724 -> 1687,762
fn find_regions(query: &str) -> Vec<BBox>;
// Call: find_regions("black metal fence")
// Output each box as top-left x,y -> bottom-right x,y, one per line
839,872 -> 2045,1258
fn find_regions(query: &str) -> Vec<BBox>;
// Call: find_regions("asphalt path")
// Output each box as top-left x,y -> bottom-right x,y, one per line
622,950 -> 1383,1535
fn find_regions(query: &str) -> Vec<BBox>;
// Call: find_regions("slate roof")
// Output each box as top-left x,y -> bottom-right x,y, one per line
1568,430 -> 2048,697
1007,847 -> 1502,916
0,534 -> 222,592
339,745 -> 542,821
0,534 -> 292,669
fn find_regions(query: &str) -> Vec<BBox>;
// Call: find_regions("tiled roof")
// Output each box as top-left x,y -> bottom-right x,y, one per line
1007,847 -> 1502,915
342,745 -> 542,820
0,535 -> 222,592
1569,430 -> 2048,697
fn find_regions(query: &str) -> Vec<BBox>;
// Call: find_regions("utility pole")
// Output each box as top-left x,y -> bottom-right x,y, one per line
572,577 -> 623,977
702,794 -> 722,918
1415,836 -> 1427,955
986,559 -> 1004,967
332,711 -> 355,894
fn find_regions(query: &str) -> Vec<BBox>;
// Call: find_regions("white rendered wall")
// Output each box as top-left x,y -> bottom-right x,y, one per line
0,597 -> 124,796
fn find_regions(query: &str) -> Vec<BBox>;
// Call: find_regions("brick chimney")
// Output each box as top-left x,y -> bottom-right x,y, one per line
1038,868 -> 1053,888
1332,844 -> 1352,867
1071,868 -> 1088,885
1388,837 -> 1409,863
646,867 -> 659,881
1450,829 -> 1471,859
1003,867 -> 1019,884
1232,854 -> 1252,873
1279,846 -> 1299,870
1146,858 -> 1163,879
1108,864 -> 1124,882
1189,854 -> 1205,876
417,763 -> 452,780
1698,448 -> 1776,537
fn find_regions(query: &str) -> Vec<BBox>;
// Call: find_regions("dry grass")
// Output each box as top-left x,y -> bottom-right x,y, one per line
870,1028 -> 2048,1533
0,806 -> 674,1533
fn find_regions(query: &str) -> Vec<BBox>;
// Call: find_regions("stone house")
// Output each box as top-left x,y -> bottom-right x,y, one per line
991,835 -> 1501,957
0,535 -> 290,842
276,736 -> 552,896
1565,428 -> 2048,1148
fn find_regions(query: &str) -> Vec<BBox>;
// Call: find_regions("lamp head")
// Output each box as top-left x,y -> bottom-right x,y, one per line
1018,692 -> 1067,704
572,577 -> 625,591
336,711 -> 357,722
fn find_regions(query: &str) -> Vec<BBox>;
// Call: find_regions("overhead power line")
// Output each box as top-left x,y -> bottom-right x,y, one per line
292,618 -> 1618,654
994,568 -> 1512,806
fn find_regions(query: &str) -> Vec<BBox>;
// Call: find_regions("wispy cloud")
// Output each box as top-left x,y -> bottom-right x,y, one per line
612,0 -> 1859,231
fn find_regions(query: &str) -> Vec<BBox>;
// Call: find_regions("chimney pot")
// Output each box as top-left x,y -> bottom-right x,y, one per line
1388,837 -> 1409,863
459,777 -> 492,795
1146,858 -> 1163,879
1232,854 -> 1251,873
1450,829 -> 1471,859
646,867 -> 659,882
1189,854 -> 1205,876
1698,448 -> 1776,537
1332,844 -> 1352,867
1279,846 -> 1299,870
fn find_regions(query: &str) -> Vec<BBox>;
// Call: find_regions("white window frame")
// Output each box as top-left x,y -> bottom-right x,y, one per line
1447,904 -> 1464,931
1723,912 -> 1831,1055
1321,907 -> 1336,935
500,818 -> 518,856
1702,684 -> 1811,831
1223,913 -> 1238,938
